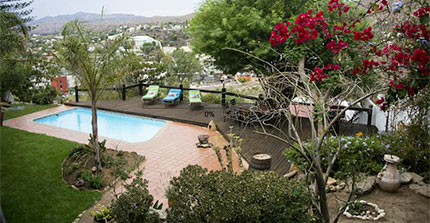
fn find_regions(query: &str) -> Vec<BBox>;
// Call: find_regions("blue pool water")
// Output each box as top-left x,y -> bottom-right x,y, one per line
34,108 -> 166,143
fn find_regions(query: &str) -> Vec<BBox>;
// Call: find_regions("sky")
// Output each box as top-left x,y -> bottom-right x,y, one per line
31,0 -> 204,19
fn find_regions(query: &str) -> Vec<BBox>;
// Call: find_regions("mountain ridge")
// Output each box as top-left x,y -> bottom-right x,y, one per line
29,11 -> 193,34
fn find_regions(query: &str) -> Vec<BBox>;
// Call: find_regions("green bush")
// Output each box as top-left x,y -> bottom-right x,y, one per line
201,92 -> 221,103
166,165 -> 312,223
81,171 -> 104,189
32,85 -> 58,104
285,135 -> 388,179
238,76 -> 248,83
111,171 -> 159,223
381,126 -> 430,180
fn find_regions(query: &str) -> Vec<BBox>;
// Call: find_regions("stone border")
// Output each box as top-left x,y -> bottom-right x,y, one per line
343,200 -> 385,220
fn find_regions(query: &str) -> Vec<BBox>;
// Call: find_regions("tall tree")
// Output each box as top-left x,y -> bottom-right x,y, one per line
55,21 -> 128,171
188,0 -> 310,74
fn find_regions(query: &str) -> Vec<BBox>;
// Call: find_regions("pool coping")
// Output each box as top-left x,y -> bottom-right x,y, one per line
32,106 -> 171,144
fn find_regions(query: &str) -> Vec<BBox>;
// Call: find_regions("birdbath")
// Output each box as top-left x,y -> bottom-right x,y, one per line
377,154 -> 401,192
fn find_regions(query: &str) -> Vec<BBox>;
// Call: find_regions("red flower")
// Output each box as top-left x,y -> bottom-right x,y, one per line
353,27 -> 374,41
411,49 -> 429,65
376,97 -> 384,105
405,86 -> 415,96
394,82 -> 404,91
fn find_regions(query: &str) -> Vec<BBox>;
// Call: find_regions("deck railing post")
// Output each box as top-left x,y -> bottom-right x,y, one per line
75,86 -> 79,102
367,105 -> 372,126
121,84 -> 126,101
221,87 -> 226,106
179,84 -> 183,101
138,80 -> 143,96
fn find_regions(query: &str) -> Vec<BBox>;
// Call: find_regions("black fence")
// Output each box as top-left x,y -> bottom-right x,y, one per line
73,81 -> 259,105
72,81 -> 373,126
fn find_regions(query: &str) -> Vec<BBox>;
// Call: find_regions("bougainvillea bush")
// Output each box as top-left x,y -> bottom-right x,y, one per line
266,1 -> 428,222
270,0 -> 429,108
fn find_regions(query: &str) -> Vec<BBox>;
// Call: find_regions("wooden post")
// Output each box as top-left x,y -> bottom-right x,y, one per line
179,84 -> 183,101
367,106 -> 373,126
121,84 -> 126,101
138,80 -> 143,96
222,87 -> 226,106
75,86 -> 79,102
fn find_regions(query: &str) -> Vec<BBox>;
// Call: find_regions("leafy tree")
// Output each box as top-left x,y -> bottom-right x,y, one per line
188,0 -> 310,74
55,21 -> 130,171
0,0 -> 40,102
165,49 -> 202,85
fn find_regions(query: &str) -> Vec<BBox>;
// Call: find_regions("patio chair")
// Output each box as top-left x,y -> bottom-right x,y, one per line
141,85 -> 160,105
189,90 -> 203,110
162,88 -> 182,106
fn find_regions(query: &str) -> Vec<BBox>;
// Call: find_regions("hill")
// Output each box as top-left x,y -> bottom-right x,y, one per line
29,11 -> 194,34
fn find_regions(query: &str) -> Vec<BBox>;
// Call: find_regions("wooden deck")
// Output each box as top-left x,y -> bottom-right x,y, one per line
66,97 -> 297,175
66,96 -> 377,175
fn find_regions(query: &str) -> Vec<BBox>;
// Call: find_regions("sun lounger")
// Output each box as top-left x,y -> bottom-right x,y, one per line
162,88 -> 182,105
189,90 -> 203,109
141,85 -> 159,105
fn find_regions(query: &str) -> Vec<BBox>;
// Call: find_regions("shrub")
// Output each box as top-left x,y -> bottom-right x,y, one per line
166,165 -> 312,223
111,171 -> 159,223
32,85 -> 58,104
90,204 -> 114,223
285,135 -> 389,179
201,92 -> 221,104
238,76 -> 248,83
81,171 -> 104,189
381,127 -> 430,180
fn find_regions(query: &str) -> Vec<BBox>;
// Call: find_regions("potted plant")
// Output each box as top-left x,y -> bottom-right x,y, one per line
90,204 -> 114,223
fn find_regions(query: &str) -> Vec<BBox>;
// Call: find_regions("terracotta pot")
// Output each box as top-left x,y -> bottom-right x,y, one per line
377,155 -> 401,192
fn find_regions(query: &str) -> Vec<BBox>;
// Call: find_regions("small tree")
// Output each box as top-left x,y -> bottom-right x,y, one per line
165,49 -> 202,85
56,21 -> 129,171
248,0 -> 428,222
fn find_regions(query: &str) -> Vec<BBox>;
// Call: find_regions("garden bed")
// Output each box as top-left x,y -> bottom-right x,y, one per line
62,143 -> 144,191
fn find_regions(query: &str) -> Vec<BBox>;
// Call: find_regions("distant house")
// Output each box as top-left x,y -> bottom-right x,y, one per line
50,76 -> 68,95
131,36 -> 161,49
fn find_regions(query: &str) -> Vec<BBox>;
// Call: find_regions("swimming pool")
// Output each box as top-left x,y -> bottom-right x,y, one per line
34,108 -> 166,143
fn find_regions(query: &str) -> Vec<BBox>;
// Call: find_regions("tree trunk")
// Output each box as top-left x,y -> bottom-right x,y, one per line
91,100 -> 102,171
315,167 -> 330,223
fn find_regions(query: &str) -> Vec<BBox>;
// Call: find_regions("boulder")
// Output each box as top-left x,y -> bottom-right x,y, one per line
407,172 -> 424,183
347,175 -> 376,195
284,170 -> 297,179
327,177 -> 337,186
400,173 -> 413,184
416,185 -> 430,198
409,183 -> 422,191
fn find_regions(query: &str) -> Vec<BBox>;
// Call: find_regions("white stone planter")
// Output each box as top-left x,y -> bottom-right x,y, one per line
343,200 -> 385,221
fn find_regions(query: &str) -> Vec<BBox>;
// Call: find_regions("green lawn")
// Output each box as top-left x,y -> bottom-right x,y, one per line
0,105 -> 101,223
3,104 -> 58,120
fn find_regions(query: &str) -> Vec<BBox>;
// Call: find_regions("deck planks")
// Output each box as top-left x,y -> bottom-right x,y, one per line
67,97 -> 296,175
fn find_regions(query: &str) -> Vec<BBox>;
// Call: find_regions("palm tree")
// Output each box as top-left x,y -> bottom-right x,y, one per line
55,21 -> 128,171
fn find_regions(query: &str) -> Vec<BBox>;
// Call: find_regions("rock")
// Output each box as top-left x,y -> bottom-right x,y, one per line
284,170 -> 297,179
408,172 -> 424,183
409,183 -> 422,191
415,185 -> 430,198
327,177 -> 337,186
400,173 -> 413,184
348,175 -> 376,195
74,178 -> 85,187
418,181 -> 425,186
